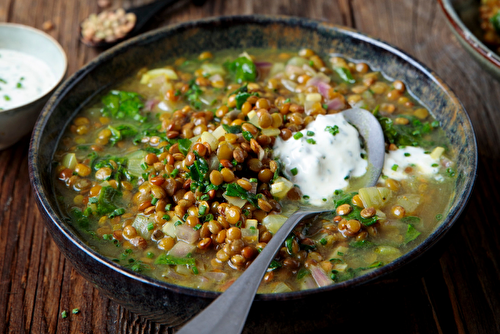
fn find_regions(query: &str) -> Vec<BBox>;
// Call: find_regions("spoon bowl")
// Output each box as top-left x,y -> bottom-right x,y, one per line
177,107 -> 386,334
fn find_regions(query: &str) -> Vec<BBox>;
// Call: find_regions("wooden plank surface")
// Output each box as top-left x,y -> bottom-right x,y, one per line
1,0 -> 500,333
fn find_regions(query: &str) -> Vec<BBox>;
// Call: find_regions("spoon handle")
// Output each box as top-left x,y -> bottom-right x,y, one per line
130,0 -> 183,33
177,209 -> 323,334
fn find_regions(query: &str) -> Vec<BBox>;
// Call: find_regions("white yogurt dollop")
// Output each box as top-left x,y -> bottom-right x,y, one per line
273,113 -> 368,205
382,146 -> 442,181
0,49 -> 56,111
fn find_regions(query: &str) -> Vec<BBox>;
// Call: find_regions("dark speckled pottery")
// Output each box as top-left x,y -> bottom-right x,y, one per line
28,15 -> 477,331
439,0 -> 500,80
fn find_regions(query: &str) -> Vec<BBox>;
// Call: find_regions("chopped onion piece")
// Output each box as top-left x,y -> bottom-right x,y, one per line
223,193 -> 247,208
168,241 -> 196,258
205,271 -> 228,282
358,187 -> 393,209
281,78 -> 298,92
262,127 -> 281,137
310,265 -> 333,287
176,224 -> 200,244
140,68 -> 178,84
396,194 -> 421,213
262,214 -> 288,234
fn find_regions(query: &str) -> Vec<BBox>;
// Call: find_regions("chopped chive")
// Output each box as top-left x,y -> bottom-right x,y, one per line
391,164 -> 398,171
325,125 -> 339,136
147,252 -> 154,259
431,163 -> 439,167
61,311 -> 68,318
382,175 -> 389,179
306,131 -> 315,136
249,178 -> 258,183
170,168 -> 179,178
199,205 -> 207,216
165,204 -> 172,211
16,82 -> 22,88
290,167 -> 298,176
322,104 -> 329,110
309,60 -> 314,66
303,195 -> 310,200
151,197 -> 159,205
293,132 -> 303,140
424,151 -> 431,154
192,266 -> 199,275
322,198 -> 327,202
404,153 -> 411,157
284,98 -> 291,103
72,308 -> 80,314
3,95 -> 10,101
140,162 -> 148,170
163,214 -> 171,220
319,238 -> 327,245
193,224 -> 202,231
306,138 -> 316,144
174,221 -> 182,226
147,222 -> 154,231
436,214 -> 443,221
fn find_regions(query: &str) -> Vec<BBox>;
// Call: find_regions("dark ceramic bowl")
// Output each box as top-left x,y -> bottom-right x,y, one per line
29,15 -> 477,331
439,0 -> 500,80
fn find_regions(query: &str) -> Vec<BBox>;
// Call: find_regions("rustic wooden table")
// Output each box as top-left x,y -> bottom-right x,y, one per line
1,0 -> 499,333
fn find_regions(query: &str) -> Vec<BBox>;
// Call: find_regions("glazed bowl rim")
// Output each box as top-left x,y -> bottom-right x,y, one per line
29,14 -> 477,302
438,0 -> 500,69
0,22 -> 68,114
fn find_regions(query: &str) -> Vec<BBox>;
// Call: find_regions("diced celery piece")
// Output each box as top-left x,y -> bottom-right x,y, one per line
200,131 -> 218,151
287,56 -> 308,67
430,147 -> 445,160
261,128 -> 281,137
247,110 -> 259,127
132,214 -> 153,240
211,125 -> 226,140
269,62 -> 285,77
396,194 -> 421,213
241,228 -> 259,244
201,63 -> 226,76
262,214 -> 288,234
306,93 -> 322,102
245,219 -> 258,229
126,150 -> 147,177
61,153 -> 77,169
328,245 -> 349,261
270,176 -> 294,199
272,282 -> 293,293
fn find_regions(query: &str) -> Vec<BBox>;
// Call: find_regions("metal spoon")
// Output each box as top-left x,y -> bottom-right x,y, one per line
80,0 -> 194,48
177,107 -> 386,334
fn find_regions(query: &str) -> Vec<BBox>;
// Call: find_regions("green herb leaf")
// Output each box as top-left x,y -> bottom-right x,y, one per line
334,67 -> 356,84
155,254 -> 196,266
222,124 -> 242,134
178,138 -> 192,156
404,224 -> 421,244
225,56 -> 257,83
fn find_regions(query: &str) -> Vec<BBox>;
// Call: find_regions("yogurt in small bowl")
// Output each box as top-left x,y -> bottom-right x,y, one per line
0,23 -> 67,150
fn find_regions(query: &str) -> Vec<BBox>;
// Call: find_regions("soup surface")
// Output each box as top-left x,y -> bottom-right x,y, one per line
54,49 -> 456,293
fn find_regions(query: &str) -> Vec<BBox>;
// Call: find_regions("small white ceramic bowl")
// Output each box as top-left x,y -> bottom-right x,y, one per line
0,23 -> 67,150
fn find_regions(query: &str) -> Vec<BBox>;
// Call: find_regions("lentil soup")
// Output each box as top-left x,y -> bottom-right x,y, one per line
54,49 -> 456,293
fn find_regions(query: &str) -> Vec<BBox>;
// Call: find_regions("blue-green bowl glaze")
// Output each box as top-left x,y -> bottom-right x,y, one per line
439,0 -> 500,80
29,15 -> 477,329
